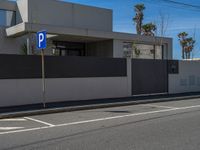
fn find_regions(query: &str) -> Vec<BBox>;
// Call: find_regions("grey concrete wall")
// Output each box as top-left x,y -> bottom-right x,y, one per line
113,38 -> 173,59
163,42 -> 173,60
86,40 -> 113,57
46,77 -> 128,103
27,0 -> 112,32
0,79 -> 42,107
169,61 -> 200,94
126,58 -> 132,96
0,0 -> 28,54
16,0 -> 28,24
0,26 -> 24,54
113,39 -> 124,58
167,39 -> 173,59
0,77 -> 129,107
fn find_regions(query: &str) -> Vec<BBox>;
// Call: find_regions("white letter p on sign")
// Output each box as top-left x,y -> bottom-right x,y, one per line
39,33 -> 44,48
37,30 -> 47,49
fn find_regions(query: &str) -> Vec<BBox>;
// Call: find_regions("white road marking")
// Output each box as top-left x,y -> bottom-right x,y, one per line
0,104 -> 200,135
0,127 -> 24,130
24,117 -> 55,127
0,118 -> 27,122
144,104 -> 178,109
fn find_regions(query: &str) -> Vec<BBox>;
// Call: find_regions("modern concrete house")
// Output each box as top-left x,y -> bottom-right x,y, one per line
1,0 -> 186,109
0,0 -> 173,59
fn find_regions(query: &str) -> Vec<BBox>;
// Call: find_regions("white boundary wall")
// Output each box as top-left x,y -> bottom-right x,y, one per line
169,61 -> 200,94
0,77 -> 129,107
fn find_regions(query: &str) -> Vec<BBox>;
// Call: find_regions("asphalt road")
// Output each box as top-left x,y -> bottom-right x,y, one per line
0,98 -> 200,150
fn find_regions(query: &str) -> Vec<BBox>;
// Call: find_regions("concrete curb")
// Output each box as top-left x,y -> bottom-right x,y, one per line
1,94 -> 200,119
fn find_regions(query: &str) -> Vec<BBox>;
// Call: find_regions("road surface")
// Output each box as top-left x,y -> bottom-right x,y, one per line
0,98 -> 200,150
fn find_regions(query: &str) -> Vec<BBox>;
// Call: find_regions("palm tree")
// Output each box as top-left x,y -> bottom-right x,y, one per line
184,37 -> 195,59
141,23 -> 157,36
133,4 -> 145,35
141,23 -> 157,59
178,32 -> 188,59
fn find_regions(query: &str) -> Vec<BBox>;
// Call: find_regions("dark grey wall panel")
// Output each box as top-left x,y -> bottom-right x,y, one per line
168,60 -> 179,74
132,59 -> 168,95
0,55 -> 127,79
0,55 -> 42,79
45,56 -> 127,78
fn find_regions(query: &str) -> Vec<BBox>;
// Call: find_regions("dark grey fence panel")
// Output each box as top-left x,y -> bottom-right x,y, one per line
0,55 -> 127,79
0,55 -> 41,79
168,60 -> 179,74
132,59 -> 168,95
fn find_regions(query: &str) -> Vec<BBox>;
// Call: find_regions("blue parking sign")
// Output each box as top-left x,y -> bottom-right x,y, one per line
37,31 -> 47,49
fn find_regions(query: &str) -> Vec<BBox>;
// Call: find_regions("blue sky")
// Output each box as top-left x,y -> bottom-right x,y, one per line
63,0 -> 200,59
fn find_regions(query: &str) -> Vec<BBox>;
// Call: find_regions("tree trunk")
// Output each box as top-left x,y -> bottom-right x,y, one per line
188,52 -> 191,59
182,46 -> 185,59
153,45 -> 156,59
137,24 -> 141,35
136,22 -> 142,35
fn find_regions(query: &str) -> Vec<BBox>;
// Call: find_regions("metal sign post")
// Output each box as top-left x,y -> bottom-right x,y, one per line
37,31 -> 47,108
41,49 -> 46,108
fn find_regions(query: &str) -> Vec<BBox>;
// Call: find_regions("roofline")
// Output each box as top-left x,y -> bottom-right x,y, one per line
56,0 -> 112,12
0,1 -> 16,11
6,22 -> 172,44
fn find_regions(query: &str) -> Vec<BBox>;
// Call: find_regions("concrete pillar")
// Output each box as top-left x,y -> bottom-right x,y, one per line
127,58 -> 132,96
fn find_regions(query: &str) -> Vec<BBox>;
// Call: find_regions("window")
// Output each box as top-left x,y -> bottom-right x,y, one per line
52,41 -> 86,56
0,9 -> 16,27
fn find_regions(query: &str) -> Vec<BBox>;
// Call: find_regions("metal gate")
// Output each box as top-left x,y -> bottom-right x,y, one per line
132,59 -> 168,95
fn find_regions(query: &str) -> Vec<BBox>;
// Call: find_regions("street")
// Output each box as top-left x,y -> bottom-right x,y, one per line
0,98 -> 200,150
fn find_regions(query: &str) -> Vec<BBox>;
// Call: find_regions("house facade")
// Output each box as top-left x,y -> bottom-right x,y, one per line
0,0 -> 173,59
0,0 -> 184,108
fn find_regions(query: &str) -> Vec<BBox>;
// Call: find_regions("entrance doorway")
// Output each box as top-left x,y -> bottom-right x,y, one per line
53,41 -> 86,56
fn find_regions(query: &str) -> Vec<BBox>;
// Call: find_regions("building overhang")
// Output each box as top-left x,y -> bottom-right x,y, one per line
0,1 -> 16,11
6,22 -> 172,44
6,22 -> 113,40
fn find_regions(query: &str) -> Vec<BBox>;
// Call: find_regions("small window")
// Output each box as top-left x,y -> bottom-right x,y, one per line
0,9 -> 16,27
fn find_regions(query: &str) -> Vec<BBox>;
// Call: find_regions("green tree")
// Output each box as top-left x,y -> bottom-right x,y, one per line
178,32 -> 188,59
141,23 -> 157,36
133,4 -> 145,35
178,32 -> 195,59
141,23 -> 157,59
184,37 -> 195,59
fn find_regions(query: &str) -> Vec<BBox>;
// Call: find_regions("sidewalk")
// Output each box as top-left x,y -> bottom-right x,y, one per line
1,92 -> 200,119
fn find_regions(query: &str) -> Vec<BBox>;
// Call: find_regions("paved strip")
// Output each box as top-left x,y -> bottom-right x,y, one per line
0,104 -> 200,135
144,104 -> 178,109
1,95 -> 200,120
24,117 -> 55,127
0,118 -> 27,122
0,127 -> 24,130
